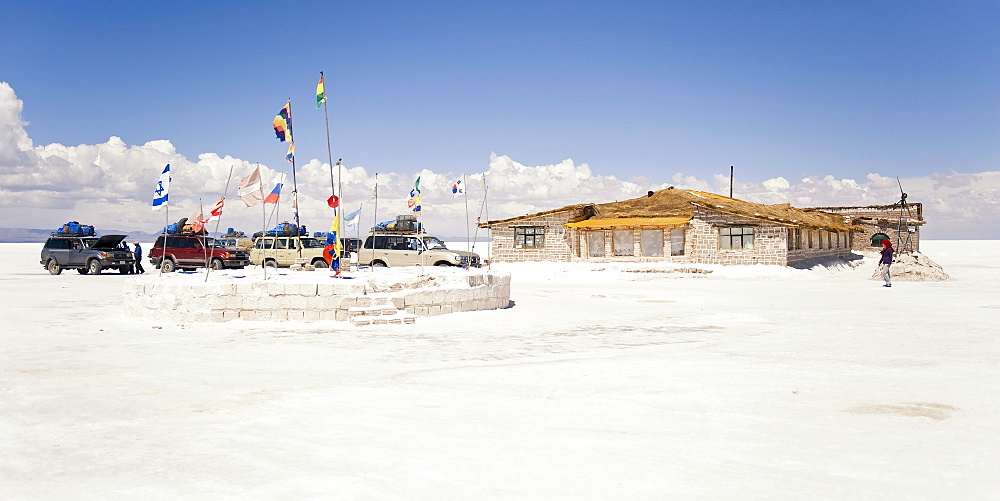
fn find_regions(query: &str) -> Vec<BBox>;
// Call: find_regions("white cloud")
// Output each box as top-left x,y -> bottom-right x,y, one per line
1,82 -> 997,240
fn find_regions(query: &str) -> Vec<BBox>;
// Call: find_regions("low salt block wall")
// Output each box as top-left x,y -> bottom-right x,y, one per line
122,268 -> 512,323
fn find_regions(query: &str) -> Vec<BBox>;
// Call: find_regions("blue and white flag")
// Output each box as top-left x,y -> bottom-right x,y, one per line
344,207 -> 363,231
152,164 -> 170,210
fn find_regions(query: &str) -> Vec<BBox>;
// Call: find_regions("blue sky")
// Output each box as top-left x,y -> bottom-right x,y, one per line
2,1 -> 998,238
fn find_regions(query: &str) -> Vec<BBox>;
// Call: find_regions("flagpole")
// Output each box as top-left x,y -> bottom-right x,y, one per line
204,166 -> 234,282
159,200 -> 168,276
483,173 -> 490,270
372,173 -> 378,263
285,98 -> 301,254
463,173 -> 470,257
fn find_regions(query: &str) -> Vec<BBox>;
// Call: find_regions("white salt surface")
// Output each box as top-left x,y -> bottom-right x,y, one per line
2,241 -> 998,499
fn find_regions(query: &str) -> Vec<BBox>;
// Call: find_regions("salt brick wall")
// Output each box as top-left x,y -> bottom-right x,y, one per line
123,271 -> 512,323
817,205 -> 922,252
490,211 -> 578,263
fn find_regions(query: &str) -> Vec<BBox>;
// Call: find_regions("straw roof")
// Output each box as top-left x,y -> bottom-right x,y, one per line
483,187 -> 859,231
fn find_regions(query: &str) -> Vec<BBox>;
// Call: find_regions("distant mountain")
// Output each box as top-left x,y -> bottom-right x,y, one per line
0,227 -> 164,243
0,227 -> 492,244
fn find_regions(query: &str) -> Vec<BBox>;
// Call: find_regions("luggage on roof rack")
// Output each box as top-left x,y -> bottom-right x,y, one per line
54,221 -> 96,236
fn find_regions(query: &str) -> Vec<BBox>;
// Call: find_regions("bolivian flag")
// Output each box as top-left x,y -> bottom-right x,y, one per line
316,73 -> 326,108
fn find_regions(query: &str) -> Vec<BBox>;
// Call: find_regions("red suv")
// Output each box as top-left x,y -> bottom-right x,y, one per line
149,235 -> 250,272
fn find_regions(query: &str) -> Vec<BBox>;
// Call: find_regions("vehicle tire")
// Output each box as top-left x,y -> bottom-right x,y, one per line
264,259 -> 278,268
119,266 -> 130,274
77,268 -> 89,274
150,258 -> 161,267
434,261 -> 452,267
372,260 -> 387,268
311,258 -> 329,269
47,260 -> 63,275
88,259 -> 103,275
160,259 -> 176,273
210,258 -> 224,270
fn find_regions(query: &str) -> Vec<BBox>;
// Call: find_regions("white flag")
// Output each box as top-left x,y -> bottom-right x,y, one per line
451,178 -> 464,197
238,166 -> 264,207
152,164 -> 170,210
344,207 -> 362,231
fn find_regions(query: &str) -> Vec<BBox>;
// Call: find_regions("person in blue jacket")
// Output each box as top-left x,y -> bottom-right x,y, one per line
879,239 -> 893,287
132,241 -> 145,274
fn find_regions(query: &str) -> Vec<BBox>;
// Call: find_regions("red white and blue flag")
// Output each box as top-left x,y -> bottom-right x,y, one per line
264,176 -> 283,204
451,178 -> 464,197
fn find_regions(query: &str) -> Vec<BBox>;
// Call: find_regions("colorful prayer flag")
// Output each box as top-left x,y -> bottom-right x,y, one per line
273,102 -> 291,142
285,141 -> 294,163
316,73 -> 326,108
152,164 -> 170,210
237,166 -> 264,207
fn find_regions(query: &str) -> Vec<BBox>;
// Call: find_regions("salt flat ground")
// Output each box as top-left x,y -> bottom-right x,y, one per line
1,241 -> 998,499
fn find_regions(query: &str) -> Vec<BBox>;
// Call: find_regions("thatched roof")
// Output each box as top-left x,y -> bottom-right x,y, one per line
482,187 -> 859,231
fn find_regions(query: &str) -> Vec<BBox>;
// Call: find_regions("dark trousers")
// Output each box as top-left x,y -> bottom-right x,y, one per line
134,260 -> 145,274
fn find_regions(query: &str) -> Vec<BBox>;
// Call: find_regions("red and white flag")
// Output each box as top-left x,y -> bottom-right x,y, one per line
207,198 -> 224,221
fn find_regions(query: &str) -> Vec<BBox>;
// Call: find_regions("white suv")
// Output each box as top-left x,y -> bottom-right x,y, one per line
357,232 -> 481,268
250,236 -> 330,268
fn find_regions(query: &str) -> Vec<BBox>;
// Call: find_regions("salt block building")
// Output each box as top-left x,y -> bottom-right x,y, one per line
479,187 -> 889,267
810,203 -> 923,253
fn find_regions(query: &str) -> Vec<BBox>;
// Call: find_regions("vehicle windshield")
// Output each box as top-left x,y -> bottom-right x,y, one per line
422,236 -> 448,250
300,237 -> 325,249
203,237 -> 217,247
82,238 -> 99,248
215,238 -> 236,248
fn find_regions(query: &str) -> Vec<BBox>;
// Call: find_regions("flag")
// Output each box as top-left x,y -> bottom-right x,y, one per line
187,202 -> 208,233
327,194 -> 339,208
329,210 -> 343,256
285,141 -> 294,163
316,73 -> 326,108
238,166 -> 264,207
414,176 -> 421,194
152,164 -> 170,210
264,176 -> 283,204
344,207 -> 362,231
451,178 -> 464,197
208,198 -> 224,221
273,102 -> 291,142
188,204 -> 206,225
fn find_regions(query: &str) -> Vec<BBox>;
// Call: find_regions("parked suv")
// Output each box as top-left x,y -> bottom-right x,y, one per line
40,234 -> 136,275
149,235 -> 250,272
250,235 -> 331,268
357,232 -> 481,268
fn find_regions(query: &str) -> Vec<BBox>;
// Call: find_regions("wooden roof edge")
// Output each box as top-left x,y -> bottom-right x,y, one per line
691,202 -> 857,231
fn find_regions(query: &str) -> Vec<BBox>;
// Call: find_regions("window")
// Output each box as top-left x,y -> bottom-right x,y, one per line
719,227 -> 754,250
515,227 -> 544,248
613,230 -> 634,256
641,230 -> 663,256
807,230 -> 813,249
670,229 -> 685,256
46,239 -> 69,250
587,232 -> 605,257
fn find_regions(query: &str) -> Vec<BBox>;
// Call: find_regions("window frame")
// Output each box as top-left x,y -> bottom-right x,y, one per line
718,226 -> 755,250
514,226 -> 545,249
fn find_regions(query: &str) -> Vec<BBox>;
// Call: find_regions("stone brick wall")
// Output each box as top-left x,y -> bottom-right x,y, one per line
489,211 -> 578,263
685,207 -> 788,266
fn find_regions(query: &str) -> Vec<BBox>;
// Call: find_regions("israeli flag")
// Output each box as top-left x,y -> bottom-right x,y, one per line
152,164 -> 170,210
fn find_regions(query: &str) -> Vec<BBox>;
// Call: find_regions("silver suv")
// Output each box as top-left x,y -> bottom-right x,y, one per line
357,232 -> 481,268
40,234 -> 135,275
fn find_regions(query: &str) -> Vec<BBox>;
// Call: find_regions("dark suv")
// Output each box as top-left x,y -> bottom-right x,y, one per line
40,234 -> 135,275
149,235 -> 250,272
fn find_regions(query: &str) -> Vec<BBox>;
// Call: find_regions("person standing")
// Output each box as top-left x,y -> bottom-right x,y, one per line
133,241 -> 145,274
879,239 -> 893,287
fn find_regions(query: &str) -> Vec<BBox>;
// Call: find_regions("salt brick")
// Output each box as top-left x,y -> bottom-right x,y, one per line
304,310 -> 321,322
287,310 -> 305,321
268,283 -> 285,295
289,296 -> 308,309
427,305 -> 442,316
336,310 -> 349,321
414,306 -> 429,316
298,284 -> 317,296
